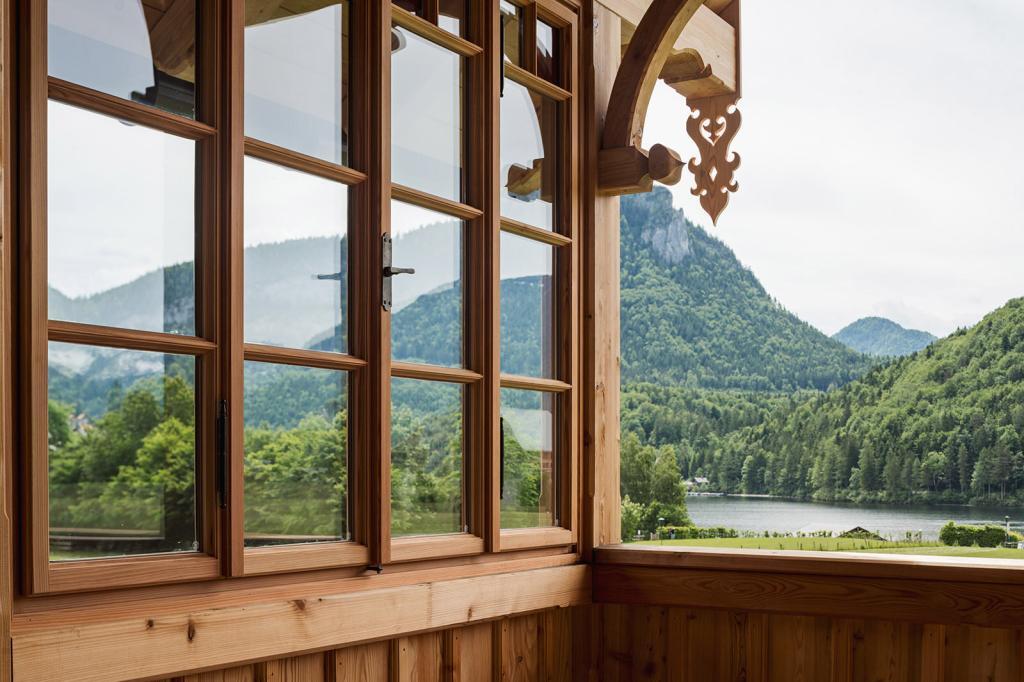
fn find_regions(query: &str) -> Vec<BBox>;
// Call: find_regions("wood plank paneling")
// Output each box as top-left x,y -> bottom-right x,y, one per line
333,642 -> 389,682
500,615 -> 540,682
13,565 -> 589,682
259,653 -> 326,682
451,623 -> 493,681
581,603 -> 1024,682
393,632 -> 443,682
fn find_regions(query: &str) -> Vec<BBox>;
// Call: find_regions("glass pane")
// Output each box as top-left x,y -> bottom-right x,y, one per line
501,389 -> 557,528
391,379 -> 463,536
390,201 -> 463,367
48,101 -> 196,336
537,19 -> 559,84
500,2 -> 521,65
244,157 -> 349,353
244,362 -> 349,547
500,232 -> 555,377
439,0 -> 466,36
245,1 -> 348,164
500,79 -> 558,230
48,0 -> 196,117
48,343 -> 197,561
392,27 -> 463,201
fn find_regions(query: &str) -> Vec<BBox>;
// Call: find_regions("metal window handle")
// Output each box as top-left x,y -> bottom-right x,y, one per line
382,233 -> 415,311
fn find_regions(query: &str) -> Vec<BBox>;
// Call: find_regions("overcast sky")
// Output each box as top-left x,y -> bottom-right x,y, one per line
643,0 -> 1024,337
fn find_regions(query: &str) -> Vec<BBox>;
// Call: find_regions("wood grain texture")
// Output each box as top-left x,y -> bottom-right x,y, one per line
12,565 -> 589,681
393,632 -> 443,682
332,641 -> 389,682
0,0 -> 11,671
581,600 -> 1024,682
595,564 -> 1024,630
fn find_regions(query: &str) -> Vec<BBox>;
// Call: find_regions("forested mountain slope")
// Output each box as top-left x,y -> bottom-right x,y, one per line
833,316 -> 937,357
620,189 -> 873,391
689,299 -> 1024,504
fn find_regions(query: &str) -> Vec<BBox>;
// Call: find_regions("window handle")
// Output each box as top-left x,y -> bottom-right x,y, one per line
382,233 -> 415,311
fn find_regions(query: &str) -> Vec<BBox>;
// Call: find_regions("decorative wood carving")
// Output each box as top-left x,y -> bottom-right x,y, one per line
686,93 -> 740,225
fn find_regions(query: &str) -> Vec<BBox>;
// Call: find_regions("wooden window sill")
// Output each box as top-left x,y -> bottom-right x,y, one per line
500,527 -> 574,552
594,544 -> 1024,629
389,533 -> 485,563
46,553 -> 221,595
595,544 -> 1024,584
244,542 -> 370,576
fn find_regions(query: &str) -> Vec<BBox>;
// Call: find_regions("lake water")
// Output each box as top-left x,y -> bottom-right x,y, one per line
686,495 -> 1023,540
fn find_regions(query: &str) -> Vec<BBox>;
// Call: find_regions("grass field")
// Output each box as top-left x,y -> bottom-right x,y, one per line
635,537 -> 1024,559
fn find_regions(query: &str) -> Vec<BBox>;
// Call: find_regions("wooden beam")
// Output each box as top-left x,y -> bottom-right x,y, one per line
601,0 -> 706,151
614,2 -> 737,98
0,0 -> 12,674
12,565 -> 591,682
583,3 -> 623,556
597,143 -> 683,196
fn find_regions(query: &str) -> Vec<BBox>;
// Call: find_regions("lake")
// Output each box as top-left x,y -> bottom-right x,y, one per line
686,495 -> 1023,540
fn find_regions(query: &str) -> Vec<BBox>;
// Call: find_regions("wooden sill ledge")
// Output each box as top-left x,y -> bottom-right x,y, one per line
594,545 -> 1024,629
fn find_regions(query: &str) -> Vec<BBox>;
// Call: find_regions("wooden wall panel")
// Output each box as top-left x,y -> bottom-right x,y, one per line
333,642 -> 389,682
393,632 -> 444,682
148,608 -> 576,682
582,604 -> 1024,682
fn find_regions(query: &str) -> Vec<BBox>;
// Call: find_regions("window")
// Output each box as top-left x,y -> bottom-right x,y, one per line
17,0 -> 579,594
498,7 -> 574,537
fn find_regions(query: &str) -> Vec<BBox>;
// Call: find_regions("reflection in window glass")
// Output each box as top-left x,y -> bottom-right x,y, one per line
500,1 -> 522,65
244,157 -> 349,353
439,0 -> 466,37
48,343 -> 197,561
244,362 -> 349,547
48,0 -> 196,117
245,1 -> 348,164
501,389 -> 557,529
500,79 -> 558,230
391,379 -> 464,537
392,27 -> 463,201
500,232 -> 555,378
537,19 -> 559,84
390,201 -> 463,367
47,101 -> 196,336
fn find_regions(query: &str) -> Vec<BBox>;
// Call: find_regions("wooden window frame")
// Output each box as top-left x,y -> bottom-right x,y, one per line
10,0 -> 584,598
15,0 -> 225,595
495,0 -> 579,553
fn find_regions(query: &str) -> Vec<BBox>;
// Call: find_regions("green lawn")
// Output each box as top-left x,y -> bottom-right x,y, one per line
634,537 -> 1024,559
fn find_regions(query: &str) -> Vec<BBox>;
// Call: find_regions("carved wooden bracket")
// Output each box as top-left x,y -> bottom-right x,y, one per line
598,0 -> 743,224
686,94 -> 740,225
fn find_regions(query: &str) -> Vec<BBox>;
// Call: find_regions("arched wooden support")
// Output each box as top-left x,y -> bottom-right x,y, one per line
601,0 -> 707,152
597,0 -> 706,197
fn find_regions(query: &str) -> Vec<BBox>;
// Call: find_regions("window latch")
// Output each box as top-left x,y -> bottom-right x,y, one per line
382,233 -> 415,311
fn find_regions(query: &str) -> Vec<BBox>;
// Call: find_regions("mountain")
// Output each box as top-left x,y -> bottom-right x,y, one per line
620,189 -> 874,392
680,298 -> 1024,503
833,317 -> 937,357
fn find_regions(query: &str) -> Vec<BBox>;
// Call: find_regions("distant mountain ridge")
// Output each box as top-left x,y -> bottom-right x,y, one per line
833,317 -> 937,357
620,189 -> 874,392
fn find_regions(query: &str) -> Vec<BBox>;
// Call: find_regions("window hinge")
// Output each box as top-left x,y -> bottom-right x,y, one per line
499,417 -> 505,500
217,399 -> 228,509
